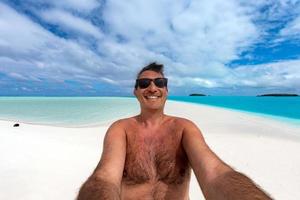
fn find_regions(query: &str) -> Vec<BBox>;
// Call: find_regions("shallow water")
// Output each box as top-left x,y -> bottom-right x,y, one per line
169,96 -> 300,121
0,96 -> 299,127
0,97 -> 139,127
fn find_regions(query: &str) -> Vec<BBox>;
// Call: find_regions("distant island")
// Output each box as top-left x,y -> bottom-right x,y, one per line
257,93 -> 299,97
189,93 -> 207,96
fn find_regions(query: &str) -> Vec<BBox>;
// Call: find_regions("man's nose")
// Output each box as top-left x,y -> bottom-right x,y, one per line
148,81 -> 158,91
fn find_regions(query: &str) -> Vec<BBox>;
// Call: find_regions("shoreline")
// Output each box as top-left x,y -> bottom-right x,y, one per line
1,101 -> 300,199
1,96 -> 299,128
0,117 -> 113,129
168,99 -> 300,127
1,99 -> 299,129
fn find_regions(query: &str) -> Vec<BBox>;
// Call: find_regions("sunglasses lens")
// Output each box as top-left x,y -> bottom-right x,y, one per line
136,78 -> 167,89
138,79 -> 151,89
154,78 -> 167,88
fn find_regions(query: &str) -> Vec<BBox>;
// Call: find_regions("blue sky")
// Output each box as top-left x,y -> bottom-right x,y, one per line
0,0 -> 300,96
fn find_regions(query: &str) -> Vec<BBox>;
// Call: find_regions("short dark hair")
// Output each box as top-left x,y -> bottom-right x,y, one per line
135,62 -> 165,89
136,62 -> 165,79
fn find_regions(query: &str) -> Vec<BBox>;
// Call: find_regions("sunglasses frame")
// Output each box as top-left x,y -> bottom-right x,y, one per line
135,78 -> 168,89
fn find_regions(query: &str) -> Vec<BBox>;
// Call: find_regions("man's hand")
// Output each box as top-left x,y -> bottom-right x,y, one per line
182,119 -> 272,200
77,120 -> 127,200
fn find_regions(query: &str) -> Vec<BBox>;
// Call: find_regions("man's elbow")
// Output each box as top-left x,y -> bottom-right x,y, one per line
203,161 -> 233,186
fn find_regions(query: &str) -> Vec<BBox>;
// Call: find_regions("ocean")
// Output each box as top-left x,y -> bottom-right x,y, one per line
169,96 -> 300,122
0,96 -> 299,126
0,97 -> 140,127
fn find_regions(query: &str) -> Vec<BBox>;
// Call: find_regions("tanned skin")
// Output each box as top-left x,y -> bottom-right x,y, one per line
77,70 -> 273,200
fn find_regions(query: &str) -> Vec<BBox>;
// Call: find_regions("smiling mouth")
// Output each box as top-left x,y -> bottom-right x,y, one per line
144,95 -> 161,100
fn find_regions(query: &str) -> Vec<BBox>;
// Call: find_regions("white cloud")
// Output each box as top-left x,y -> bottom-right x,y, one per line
231,60 -> 300,88
242,0 -> 300,44
53,0 -> 99,12
172,76 -> 220,88
21,86 -> 31,91
279,16 -> 300,38
38,9 -> 103,39
0,3 -> 51,54
168,59 -> 300,91
8,72 -> 27,80
102,0 -> 258,78
1,1 -> 300,95
30,0 -> 100,13
100,77 -> 118,85
243,0 -> 299,19
0,3 -> 109,82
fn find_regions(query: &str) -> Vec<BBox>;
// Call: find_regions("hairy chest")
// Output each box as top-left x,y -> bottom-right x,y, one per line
123,128 -> 190,185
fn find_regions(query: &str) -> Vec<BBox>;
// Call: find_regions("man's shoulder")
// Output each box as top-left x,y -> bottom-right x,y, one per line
109,116 -> 137,128
166,115 -> 195,127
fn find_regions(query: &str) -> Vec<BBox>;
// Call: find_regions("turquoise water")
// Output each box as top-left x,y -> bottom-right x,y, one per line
0,97 -> 139,127
0,96 -> 299,126
169,96 -> 300,121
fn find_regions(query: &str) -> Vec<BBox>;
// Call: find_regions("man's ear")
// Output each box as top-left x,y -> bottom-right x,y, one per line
133,89 -> 137,97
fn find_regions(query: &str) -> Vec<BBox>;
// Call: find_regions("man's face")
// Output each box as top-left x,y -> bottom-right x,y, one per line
134,70 -> 168,111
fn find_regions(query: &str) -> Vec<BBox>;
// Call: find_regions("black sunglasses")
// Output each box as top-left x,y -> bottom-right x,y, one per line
135,78 -> 168,89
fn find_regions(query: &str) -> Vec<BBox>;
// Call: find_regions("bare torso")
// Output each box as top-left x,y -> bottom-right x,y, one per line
120,115 -> 191,200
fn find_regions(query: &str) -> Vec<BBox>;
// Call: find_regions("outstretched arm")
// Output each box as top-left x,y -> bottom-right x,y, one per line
182,120 -> 272,200
77,120 -> 126,200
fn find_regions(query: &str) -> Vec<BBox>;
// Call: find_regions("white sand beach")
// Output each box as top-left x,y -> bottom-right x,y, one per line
0,101 -> 300,200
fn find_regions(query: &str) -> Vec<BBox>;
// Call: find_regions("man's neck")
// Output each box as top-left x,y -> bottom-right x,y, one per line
138,109 -> 165,127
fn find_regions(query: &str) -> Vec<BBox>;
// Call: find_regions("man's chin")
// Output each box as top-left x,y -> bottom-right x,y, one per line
143,104 -> 164,111
139,97 -> 166,110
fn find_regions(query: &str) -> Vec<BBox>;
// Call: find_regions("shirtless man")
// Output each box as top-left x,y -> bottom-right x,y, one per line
77,63 -> 272,200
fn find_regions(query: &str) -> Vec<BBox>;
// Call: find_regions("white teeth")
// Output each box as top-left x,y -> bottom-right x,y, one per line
146,96 -> 158,99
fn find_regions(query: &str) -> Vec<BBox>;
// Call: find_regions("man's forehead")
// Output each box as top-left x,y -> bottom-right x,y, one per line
138,70 -> 164,79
